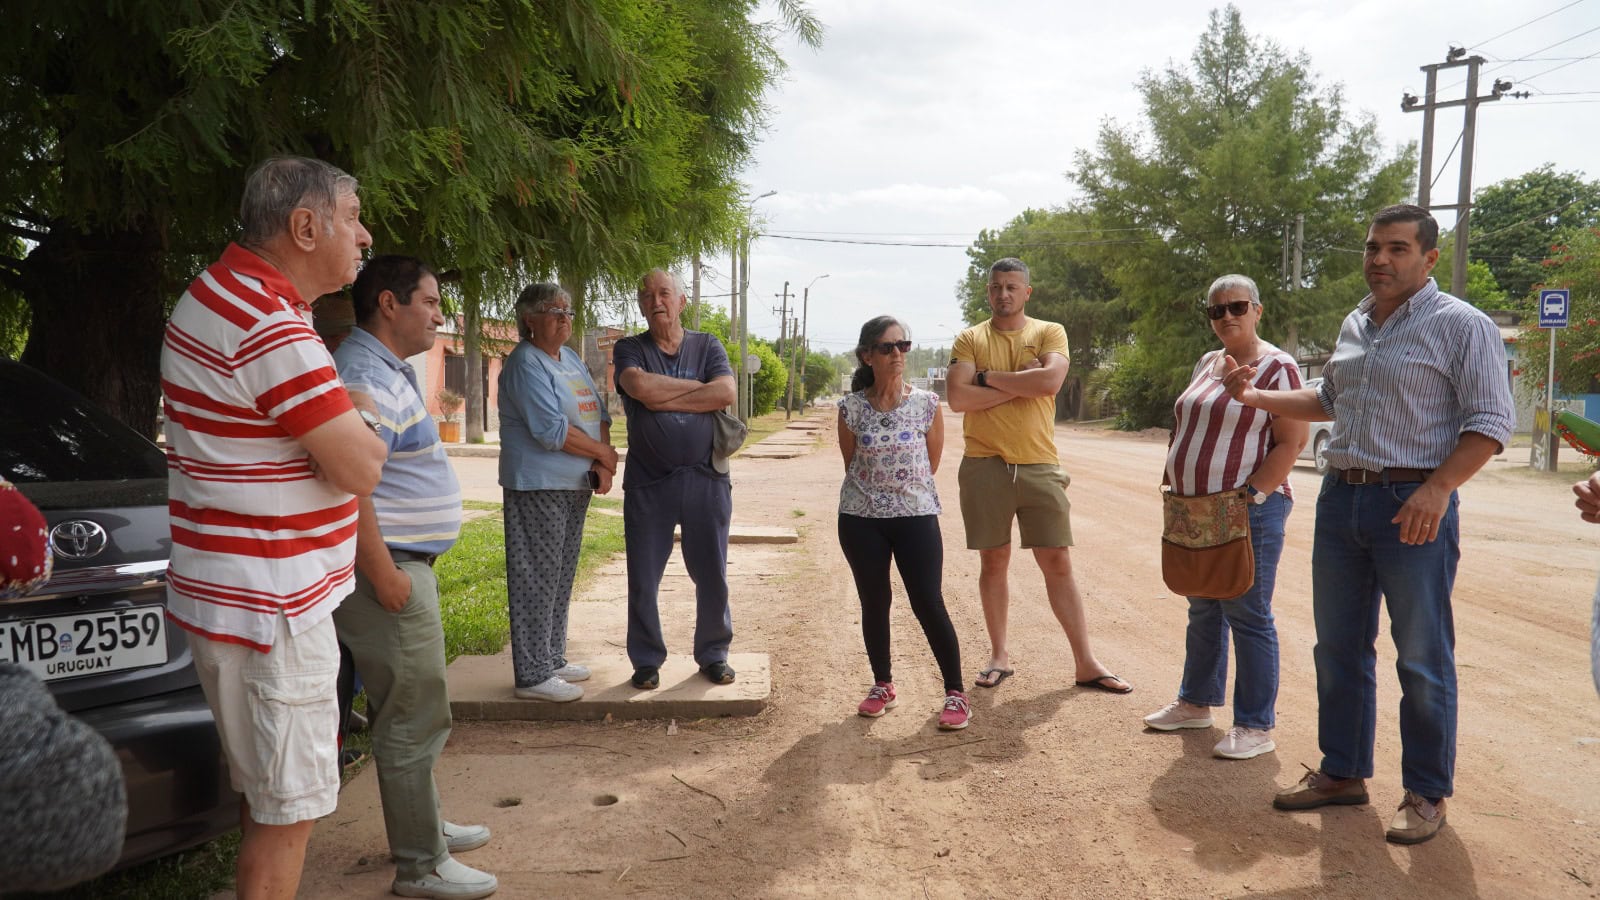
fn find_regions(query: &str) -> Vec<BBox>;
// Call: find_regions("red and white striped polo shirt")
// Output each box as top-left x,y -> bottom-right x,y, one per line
1165,346 -> 1303,498
160,243 -> 358,652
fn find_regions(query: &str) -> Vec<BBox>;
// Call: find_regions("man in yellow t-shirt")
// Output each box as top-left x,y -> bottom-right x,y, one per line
947,258 -> 1131,694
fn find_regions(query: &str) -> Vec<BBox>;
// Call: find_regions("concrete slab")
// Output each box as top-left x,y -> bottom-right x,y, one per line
784,421 -> 822,431
447,650 -> 769,721
740,445 -> 807,459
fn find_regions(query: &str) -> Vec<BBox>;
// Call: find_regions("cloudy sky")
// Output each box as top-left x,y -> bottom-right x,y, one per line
695,0 -> 1600,359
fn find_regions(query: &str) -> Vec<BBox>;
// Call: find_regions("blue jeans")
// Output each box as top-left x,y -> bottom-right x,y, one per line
1178,491 -> 1289,730
1312,474 -> 1460,799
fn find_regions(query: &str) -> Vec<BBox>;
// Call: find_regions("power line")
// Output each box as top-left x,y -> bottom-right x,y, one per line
1466,0 -> 1591,52
1517,47 -> 1600,86
1443,22 -> 1600,91
1430,131 -> 1465,190
763,233 -> 1162,249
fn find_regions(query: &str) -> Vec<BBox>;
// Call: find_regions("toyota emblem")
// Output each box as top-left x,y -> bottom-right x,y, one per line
51,520 -> 109,560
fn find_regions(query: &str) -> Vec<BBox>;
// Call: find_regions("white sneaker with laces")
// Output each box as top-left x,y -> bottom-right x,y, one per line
1213,725 -> 1276,760
1143,700 -> 1213,731
392,856 -> 498,900
442,821 -> 490,853
553,663 -> 591,682
514,675 -> 582,702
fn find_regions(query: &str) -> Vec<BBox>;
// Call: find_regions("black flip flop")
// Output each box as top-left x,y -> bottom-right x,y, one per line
1075,674 -> 1133,694
975,667 -> 1014,688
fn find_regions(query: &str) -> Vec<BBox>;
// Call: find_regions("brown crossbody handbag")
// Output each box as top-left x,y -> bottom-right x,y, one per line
1160,487 -> 1255,600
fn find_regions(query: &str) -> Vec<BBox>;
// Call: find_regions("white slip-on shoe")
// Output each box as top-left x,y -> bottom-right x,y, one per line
1213,726 -> 1276,760
442,821 -> 490,853
1143,700 -> 1214,731
392,856 -> 498,900
513,675 -> 583,702
553,663 -> 591,683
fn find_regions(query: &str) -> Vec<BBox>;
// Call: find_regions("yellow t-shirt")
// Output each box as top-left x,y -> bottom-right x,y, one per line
951,317 -> 1069,464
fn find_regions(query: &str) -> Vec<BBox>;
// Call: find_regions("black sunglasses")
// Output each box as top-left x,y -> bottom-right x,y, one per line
870,340 -> 912,354
1206,300 -> 1256,320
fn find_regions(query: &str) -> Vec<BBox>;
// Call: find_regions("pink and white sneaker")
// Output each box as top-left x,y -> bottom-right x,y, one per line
938,690 -> 971,730
858,682 -> 897,718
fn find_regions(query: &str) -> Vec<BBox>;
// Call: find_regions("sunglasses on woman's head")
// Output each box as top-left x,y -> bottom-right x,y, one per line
1206,300 -> 1255,320
871,340 -> 912,354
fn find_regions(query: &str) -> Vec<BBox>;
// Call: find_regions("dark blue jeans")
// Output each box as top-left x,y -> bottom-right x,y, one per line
1312,474 -> 1460,799
623,469 -> 734,669
1178,491 -> 1289,730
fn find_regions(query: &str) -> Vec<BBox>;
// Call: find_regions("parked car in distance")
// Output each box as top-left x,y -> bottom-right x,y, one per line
1297,377 -> 1334,475
0,360 -> 238,869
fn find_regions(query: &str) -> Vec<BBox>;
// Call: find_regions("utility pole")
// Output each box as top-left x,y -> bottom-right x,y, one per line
794,274 -> 827,418
1403,48 -> 1519,297
774,282 -> 790,415
691,253 -> 702,330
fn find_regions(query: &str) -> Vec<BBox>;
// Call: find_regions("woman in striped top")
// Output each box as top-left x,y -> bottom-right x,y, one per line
1143,274 -> 1308,761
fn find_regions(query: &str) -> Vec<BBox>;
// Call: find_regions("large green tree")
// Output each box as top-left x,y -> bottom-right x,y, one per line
958,206 -> 1129,419
0,0 -> 816,435
1070,5 -> 1412,427
1470,165 -> 1600,303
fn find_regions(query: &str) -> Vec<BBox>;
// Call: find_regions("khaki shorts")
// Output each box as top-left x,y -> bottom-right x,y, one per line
958,455 -> 1074,550
190,613 -> 340,826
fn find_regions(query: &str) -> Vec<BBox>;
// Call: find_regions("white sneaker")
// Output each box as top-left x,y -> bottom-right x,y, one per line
1143,700 -> 1214,731
553,663 -> 591,683
514,675 -> 583,702
392,856 -> 498,899
1213,725 -> 1276,760
442,821 -> 490,853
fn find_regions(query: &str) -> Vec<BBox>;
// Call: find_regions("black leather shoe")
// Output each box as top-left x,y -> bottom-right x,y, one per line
701,660 -> 736,685
631,666 -> 660,690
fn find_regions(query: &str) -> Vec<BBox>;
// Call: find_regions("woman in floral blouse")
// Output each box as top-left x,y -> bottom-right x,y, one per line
837,316 -> 967,730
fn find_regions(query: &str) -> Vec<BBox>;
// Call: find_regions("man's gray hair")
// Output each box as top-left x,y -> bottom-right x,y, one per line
990,257 -> 1030,284
1206,274 -> 1261,306
514,282 -> 572,340
239,156 -> 359,246
637,268 -> 686,301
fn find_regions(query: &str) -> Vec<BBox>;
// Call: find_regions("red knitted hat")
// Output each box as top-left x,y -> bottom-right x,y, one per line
0,479 -> 52,599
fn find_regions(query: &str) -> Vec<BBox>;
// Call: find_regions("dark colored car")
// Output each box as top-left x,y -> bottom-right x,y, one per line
0,360 -> 238,869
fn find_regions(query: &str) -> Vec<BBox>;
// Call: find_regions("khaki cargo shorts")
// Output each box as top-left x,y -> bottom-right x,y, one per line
190,613 -> 340,826
958,455 -> 1073,550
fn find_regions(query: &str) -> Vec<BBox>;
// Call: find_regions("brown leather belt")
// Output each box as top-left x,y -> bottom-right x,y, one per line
1335,467 -> 1431,485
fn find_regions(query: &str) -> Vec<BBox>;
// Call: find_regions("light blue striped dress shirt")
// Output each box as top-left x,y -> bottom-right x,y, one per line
1316,278 -> 1515,472
333,327 -> 463,555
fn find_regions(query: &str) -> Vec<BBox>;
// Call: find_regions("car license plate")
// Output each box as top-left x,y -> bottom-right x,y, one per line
1,606 -> 168,682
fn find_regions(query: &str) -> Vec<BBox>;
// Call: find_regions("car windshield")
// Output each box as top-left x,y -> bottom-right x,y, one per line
0,362 -> 167,485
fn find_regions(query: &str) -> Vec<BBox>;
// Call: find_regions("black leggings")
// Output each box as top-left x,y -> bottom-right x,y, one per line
838,513 -> 963,692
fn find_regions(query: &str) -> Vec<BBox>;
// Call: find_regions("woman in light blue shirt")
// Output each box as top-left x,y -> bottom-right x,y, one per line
498,283 -> 617,702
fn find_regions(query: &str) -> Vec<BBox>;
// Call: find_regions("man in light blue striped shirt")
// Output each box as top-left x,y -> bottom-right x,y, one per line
1225,204 -> 1514,846
332,256 -> 497,900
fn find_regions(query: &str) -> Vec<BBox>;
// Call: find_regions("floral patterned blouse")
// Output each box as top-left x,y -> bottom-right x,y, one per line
838,387 -> 942,518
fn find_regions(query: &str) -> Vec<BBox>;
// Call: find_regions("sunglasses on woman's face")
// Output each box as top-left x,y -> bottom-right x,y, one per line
1206,300 -> 1255,320
871,340 -> 912,355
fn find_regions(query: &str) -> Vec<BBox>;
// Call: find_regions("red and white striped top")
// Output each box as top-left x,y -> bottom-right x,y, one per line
1165,346 -> 1303,498
160,244 -> 357,652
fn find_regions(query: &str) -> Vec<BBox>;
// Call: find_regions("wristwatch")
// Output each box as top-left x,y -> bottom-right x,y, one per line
1246,484 -> 1269,505
975,370 -> 989,388
358,409 -> 383,437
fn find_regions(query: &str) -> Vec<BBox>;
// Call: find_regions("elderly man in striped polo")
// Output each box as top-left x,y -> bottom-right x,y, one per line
161,156 -> 387,899
1224,203 -> 1515,846
332,255 -> 497,900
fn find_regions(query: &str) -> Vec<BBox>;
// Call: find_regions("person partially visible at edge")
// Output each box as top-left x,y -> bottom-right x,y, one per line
1142,274 -> 1307,761
945,257 -> 1131,695
837,316 -> 969,731
613,269 -> 737,691
1569,473 -> 1600,699
1222,203 -> 1515,845
332,255 -> 498,900
159,155 -> 386,900
498,282 -> 616,704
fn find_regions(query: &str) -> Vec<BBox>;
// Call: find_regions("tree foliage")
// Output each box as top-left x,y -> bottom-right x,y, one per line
1470,165 -> 1600,302
1063,5 -> 1412,427
0,0 -> 819,434
1515,226 -> 1600,395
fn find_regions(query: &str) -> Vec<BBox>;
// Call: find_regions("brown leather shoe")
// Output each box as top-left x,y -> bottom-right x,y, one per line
1386,791 -> 1447,844
1273,766 -> 1369,810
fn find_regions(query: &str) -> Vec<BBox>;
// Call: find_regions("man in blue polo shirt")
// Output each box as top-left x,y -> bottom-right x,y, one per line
333,255 -> 497,900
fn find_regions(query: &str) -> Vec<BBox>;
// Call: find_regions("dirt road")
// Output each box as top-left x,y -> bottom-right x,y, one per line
308,414 -> 1600,899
